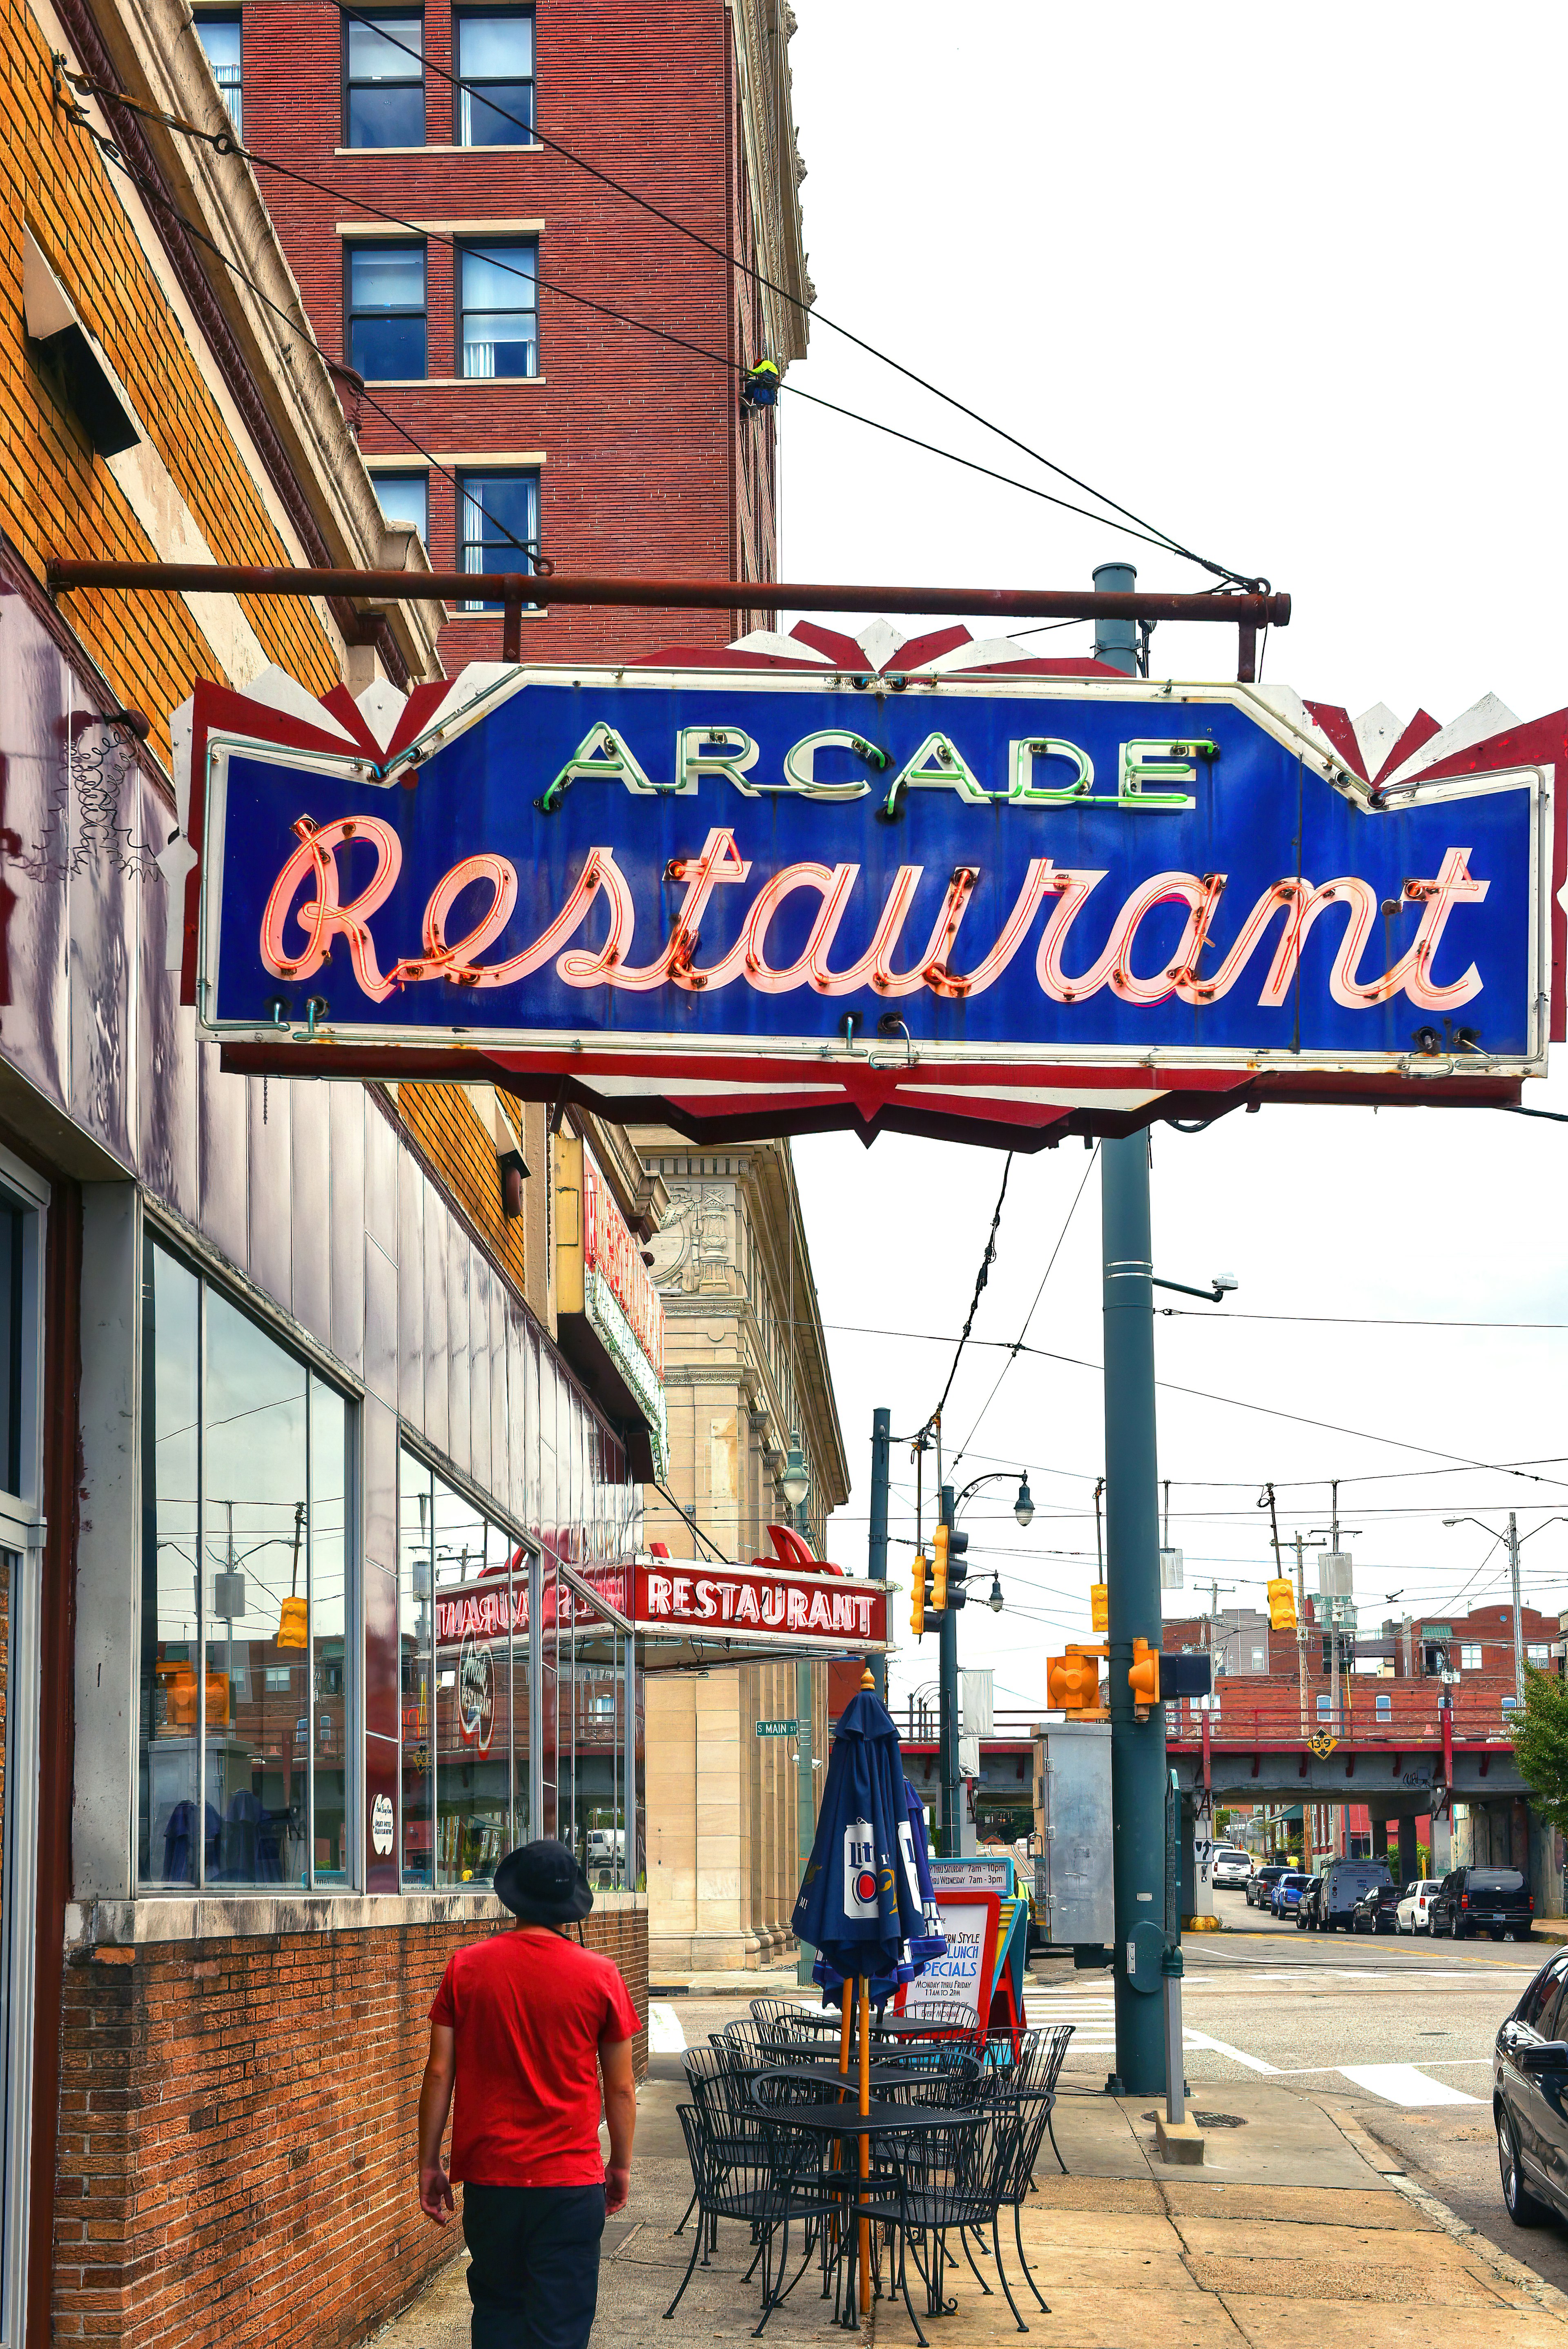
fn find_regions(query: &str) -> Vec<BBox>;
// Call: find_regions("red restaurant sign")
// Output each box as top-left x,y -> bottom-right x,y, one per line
634,1562 -> 886,1649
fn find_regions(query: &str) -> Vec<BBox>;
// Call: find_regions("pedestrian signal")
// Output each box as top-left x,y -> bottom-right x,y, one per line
1128,1638 -> 1160,1707
911,1554 -> 929,1638
932,1523 -> 950,1611
1267,1577 -> 1297,1631
1047,1652 -> 1099,1710
1091,1583 -> 1108,1635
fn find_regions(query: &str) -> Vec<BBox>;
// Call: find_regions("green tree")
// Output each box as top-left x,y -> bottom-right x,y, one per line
1510,1664 -> 1568,1835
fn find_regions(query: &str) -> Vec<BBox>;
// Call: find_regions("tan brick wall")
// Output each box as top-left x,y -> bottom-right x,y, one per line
1,0 -> 343,765
53,1906 -> 646,2346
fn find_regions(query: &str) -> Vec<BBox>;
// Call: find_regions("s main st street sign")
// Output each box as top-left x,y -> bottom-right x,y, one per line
177,632 -> 1567,1147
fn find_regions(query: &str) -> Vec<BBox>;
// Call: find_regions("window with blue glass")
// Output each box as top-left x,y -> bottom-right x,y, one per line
138,1238 -> 354,1890
455,10 -> 533,145
458,243 -> 537,379
370,468 -> 429,544
347,243 -> 426,381
344,11 -> 424,146
194,12 -> 243,134
458,469 -> 538,609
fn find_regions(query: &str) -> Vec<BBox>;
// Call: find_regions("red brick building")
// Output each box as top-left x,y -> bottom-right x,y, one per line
195,0 -> 812,664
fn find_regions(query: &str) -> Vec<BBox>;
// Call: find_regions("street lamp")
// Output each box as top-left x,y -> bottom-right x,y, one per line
782,1432 -> 809,1514
987,1572 -> 1004,1614
1441,1514 -> 1568,1707
1013,1476 -> 1034,1529
951,1468 -> 1035,1524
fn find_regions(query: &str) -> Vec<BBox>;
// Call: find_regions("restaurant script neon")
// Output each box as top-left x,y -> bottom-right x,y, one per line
180,655 -> 1564,1145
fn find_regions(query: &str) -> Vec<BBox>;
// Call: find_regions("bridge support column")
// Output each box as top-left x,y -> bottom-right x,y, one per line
1371,1817 -> 1388,1860
1397,1815 -> 1418,1884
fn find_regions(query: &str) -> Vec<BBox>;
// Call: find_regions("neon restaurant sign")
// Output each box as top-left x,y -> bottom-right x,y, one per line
180,652 -> 1566,1144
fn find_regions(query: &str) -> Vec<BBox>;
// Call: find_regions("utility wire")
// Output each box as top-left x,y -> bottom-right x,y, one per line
649,1478 -> 730,1565
337,13 -> 1271,589
951,1146 -> 1099,1474
921,1156 -> 1012,1440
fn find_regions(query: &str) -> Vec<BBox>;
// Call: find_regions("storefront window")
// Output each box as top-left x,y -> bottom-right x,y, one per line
401,1449 -> 532,1888
138,1240 -> 354,1890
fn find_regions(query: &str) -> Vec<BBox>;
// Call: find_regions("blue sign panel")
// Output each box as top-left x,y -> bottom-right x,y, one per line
189,665 -> 1555,1142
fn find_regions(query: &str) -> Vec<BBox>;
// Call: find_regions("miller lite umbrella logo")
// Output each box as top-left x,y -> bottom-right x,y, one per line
845,1820 -> 880,1917
458,1632 -> 495,1753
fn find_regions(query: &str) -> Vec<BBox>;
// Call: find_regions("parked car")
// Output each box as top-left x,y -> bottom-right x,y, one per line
1271,1872 -> 1311,1918
1432,1866 -> 1534,1942
1352,1879 -> 1402,1934
1296,1876 -> 1324,1930
1212,1847 -> 1252,1890
1316,1858 -> 1396,1934
1396,1879 -> 1444,1935
1494,1947 -> 1568,2224
1249,1863 -> 1290,1910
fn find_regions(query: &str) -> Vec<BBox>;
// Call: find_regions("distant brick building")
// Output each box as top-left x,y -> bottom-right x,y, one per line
203,0 -> 812,667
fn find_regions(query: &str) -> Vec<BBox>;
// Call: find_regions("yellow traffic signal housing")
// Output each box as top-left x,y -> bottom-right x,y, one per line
1267,1576 -> 1297,1631
1128,1637 -> 1160,1707
932,1523 -> 950,1612
1091,1582 -> 1108,1636
911,1554 -> 929,1638
1047,1647 -> 1103,1710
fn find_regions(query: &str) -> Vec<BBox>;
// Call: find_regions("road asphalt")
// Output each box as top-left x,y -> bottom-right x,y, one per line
370,1900 -> 1568,2345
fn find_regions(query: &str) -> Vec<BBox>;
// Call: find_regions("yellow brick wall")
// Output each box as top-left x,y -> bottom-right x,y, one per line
2,0 -> 342,764
398,1084 -> 529,1298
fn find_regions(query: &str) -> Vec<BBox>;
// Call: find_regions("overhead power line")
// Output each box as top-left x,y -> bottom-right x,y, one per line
922,1157 -> 1012,1440
951,1146 -> 1099,1474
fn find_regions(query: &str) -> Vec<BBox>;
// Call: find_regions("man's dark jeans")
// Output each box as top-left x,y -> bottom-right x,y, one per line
462,2182 -> 606,2349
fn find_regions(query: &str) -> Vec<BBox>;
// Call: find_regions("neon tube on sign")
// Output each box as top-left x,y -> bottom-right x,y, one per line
259,820 -> 1487,1016
641,1571 -> 880,1638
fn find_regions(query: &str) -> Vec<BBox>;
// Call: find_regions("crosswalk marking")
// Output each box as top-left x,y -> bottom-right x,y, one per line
1338,2063 -> 1482,2107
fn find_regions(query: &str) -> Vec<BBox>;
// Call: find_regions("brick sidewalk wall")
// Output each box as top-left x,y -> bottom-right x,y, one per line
52,1908 -> 646,2347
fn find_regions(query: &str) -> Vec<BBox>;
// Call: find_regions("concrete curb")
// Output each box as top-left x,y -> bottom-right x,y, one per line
1313,2093 -> 1568,2324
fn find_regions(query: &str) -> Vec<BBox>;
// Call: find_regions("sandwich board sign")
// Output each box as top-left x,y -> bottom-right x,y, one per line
176,639 -> 1564,1146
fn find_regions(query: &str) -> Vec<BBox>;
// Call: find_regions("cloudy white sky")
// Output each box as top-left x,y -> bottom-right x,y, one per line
776,2 -> 1568,1718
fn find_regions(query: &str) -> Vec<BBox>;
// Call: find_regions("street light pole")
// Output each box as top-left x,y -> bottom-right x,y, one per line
1509,1512 -> 1524,1706
939,1483 -> 960,1856
1102,1134 -> 1167,2095
868,1408 -> 890,1704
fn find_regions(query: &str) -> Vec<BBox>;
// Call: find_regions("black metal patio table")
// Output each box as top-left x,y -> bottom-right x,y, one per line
752,2097 -> 984,2342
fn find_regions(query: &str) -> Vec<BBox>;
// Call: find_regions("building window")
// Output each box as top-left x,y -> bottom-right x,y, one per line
344,11 -> 424,147
1502,1694 -> 1520,1715
1316,1694 -> 1332,1719
370,468 -> 429,543
1528,1644 -> 1551,1666
458,469 -> 539,608
194,12 -> 243,134
138,1238 -> 354,1891
1460,1643 -> 1483,1671
346,243 -> 426,381
401,1451 -> 530,1888
455,9 -> 534,145
459,242 -> 537,378
1375,1692 -> 1392,1721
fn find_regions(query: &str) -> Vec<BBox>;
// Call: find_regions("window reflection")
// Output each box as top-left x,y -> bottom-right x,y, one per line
138,1240 -> 353,1891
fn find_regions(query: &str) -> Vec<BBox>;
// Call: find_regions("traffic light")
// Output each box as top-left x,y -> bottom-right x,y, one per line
1128,1638 -> 1160,1707
1267,1576 -> 1297,1631
1047,1652 -> 1100,1710
911,1553 -> 929,1639
1091,1582 -> 1108,1636
930,1523 -> 970,1612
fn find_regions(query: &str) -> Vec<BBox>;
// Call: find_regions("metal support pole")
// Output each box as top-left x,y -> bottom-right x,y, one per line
939,1485 -> 960,1858
868,1409 -> 890,1705
1163,1948 -> 1186,2126
1102,1134 -> 1168,2095
795,1656 -> 816,1985
1509,1513 -> 1525,1706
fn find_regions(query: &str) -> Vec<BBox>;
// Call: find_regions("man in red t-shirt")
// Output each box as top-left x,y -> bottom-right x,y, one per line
419,1839 -> 640,2349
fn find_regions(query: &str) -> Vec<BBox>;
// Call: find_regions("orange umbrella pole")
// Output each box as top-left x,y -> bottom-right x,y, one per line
858,1976 -> 871,2313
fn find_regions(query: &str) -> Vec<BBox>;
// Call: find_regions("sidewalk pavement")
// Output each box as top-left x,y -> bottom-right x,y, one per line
367,2066 -> 1568,2349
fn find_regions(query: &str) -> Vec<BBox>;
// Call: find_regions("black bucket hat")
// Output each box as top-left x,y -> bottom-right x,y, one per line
494,1838 -> 595,1924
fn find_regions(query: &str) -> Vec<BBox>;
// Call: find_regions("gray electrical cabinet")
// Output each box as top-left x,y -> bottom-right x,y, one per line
1032,1719 -> 1113,1948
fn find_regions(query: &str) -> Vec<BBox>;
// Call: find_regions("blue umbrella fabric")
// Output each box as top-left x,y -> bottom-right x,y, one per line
792,1685 -> 924,1991
812,1779 -> 947,2006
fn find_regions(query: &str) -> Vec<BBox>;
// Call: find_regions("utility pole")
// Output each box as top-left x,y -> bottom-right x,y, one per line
1102,1134 -> 1167,2095
1509,1512 -> 1525,1706
938,1483 -> 960,1855
868,1408 -> 890,1703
